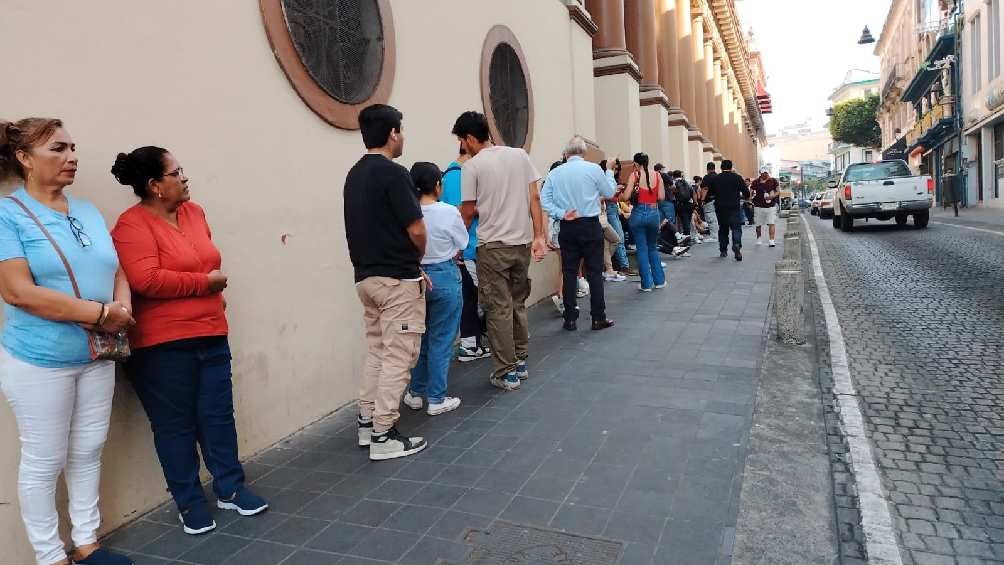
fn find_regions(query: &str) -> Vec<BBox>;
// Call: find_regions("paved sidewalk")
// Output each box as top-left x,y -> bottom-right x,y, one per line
104,227 -> 780,565
931,205 -> 1004,231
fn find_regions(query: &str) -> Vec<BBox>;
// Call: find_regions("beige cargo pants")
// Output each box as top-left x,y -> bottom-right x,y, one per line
476,243 -> 531,379
355,277 -> 426,432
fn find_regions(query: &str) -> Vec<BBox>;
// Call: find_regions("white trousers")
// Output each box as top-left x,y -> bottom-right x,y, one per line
0,349 -> 115,565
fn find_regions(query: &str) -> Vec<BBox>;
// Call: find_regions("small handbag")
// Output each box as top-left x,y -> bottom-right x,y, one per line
6,196 -> 130,362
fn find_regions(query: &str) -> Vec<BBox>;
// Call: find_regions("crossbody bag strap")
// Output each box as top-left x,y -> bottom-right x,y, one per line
6,196 -> 83,298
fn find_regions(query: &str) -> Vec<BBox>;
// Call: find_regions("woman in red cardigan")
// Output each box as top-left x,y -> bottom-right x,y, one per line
110,147 -> 267,536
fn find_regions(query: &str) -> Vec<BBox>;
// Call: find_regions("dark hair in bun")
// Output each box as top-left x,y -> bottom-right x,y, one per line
111,146 -> 168,198
410,161 -> 442,197
0,118 -> 63,182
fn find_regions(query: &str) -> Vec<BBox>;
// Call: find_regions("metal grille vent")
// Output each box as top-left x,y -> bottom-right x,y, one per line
488,42 -> 530,148
281,0 -> 384,104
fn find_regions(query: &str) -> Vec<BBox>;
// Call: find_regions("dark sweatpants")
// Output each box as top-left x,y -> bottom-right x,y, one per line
715,207 -> 744,254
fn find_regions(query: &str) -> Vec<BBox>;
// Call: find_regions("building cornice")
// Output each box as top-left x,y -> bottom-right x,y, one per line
561,0 -> 599,36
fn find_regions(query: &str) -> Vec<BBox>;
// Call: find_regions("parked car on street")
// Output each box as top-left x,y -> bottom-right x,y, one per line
831,160 -> 933,231
810,193 -> 823,215
818,190 -> 836,219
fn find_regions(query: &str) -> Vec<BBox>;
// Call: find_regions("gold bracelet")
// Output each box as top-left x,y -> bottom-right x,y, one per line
98,304 -> 110,326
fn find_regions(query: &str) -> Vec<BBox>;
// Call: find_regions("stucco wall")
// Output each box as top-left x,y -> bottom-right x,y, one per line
0,1 -> 576,561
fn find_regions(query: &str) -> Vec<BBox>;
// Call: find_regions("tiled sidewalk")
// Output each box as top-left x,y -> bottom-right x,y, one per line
105,228 -> 779,565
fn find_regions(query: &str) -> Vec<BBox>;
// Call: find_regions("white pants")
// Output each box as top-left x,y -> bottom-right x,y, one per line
703,202 -> 719,237
0,349 -> 115,565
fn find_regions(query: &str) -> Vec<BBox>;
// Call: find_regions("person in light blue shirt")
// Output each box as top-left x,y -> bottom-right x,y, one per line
539,136 -> 617,332
0,117 -> 134,565
441,148 -> 489,361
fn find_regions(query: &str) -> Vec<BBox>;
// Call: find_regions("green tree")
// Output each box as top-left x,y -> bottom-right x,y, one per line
829,94 -> 881,148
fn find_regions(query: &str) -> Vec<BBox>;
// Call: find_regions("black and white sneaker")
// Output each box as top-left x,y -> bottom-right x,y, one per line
358,416 -> 373,448
369,427 -> 427,461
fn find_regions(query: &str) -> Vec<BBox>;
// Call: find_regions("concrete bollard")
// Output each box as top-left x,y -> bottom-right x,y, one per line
774,259 -> 805,345
783,234 -> 801,263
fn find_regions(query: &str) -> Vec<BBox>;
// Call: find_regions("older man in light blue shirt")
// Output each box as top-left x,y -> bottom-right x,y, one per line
540,136 -> 617,332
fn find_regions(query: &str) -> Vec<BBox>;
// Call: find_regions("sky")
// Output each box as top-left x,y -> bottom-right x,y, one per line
736,0 -> 893,134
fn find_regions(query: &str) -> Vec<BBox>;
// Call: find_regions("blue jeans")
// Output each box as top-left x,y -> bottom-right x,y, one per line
410,260 -> 462,403
629,205 -> 666,289
128,336 -> 245,512
658,200 -> 677,231
604,203 -> 629,270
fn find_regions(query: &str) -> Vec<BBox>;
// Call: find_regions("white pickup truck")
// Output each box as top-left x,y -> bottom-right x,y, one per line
831,160 -> 933,231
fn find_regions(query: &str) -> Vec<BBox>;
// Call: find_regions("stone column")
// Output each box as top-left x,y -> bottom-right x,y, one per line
627,0 -> 673,167
588,0 -> 643,163
656,0 -> 690,172
588,0 -> 628,55
701,38 -> 716,165
712,58 -> 725,161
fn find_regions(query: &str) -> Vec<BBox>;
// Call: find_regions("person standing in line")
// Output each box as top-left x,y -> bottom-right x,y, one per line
111,146 -> 269,536
344,104 -> 428,461
653,163 -> 677,239
750,169 -> 780,247
621,153 -> 667,291
707,160 -> 750,261
453,111 -> 546,392
671,169 -> 695,239
742,177 -> 756,225
441,147 -> 490,362
540,136 -> 617,332
600,159 -> 633,276
0,118 -> 134,565
402,162 -> 468,416
699,163 -> 719,243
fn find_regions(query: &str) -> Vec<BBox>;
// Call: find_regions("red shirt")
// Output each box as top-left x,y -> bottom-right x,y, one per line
629,171 -> 662,204
111,202 -> 227,349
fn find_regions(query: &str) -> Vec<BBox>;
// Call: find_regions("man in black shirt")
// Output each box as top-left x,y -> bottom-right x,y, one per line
699,162 -> 719,244
707,160 -> 750,261
343,104 -> 429,461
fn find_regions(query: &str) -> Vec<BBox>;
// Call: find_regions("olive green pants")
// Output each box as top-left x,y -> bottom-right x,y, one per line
476,243 -> 531,379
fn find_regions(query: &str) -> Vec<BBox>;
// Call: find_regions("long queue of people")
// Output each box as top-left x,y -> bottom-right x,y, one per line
0,106 -> 783,565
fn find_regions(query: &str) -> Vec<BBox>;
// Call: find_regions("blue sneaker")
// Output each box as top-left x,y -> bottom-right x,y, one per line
74,547 -> 132,565
178,504 -> 216,535
515,361 -> 529,380
490,371 -> 521,391
217,488 -> 269,516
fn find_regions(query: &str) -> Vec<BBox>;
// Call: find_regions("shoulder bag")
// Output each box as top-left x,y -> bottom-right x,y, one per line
6,196 -> 130,362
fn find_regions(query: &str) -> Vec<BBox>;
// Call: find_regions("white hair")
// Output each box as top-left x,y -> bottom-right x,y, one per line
563,136 -> 588,157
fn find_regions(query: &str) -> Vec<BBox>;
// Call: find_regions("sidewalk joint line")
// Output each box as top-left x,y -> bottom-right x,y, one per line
930,220 -> 1004,237
802,215 -> 903,565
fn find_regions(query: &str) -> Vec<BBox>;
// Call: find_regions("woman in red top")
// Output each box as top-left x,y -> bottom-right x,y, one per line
110,147 -> 267,536
621,153 -> 666,291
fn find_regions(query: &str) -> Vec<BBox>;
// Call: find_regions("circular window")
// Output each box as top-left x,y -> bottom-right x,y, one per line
260,0 -> 396,129
480,26 -> 534,151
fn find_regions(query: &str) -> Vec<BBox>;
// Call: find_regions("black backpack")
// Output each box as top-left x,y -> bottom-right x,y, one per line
674,179 -> 693,203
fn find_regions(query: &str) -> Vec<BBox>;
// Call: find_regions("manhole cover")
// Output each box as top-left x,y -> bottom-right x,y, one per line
462,521 -> 622,564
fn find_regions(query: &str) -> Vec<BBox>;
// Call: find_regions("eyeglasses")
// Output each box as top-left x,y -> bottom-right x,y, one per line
67,216 -> 91,248
162,167 -> 184,179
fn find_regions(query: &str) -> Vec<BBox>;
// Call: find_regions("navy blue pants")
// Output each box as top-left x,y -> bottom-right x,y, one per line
716,207 -> 744,254
128,336 -> 245,511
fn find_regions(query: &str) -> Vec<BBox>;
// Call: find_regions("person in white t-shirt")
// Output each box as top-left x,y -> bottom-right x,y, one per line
402,162 -> 469,416
452,111 -> 546,392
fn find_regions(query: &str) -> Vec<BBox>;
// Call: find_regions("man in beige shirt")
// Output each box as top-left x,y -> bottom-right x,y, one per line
453,111 -> 546,391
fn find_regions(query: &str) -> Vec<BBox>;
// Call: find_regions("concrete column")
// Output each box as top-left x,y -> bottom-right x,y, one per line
691,16 -> 708,136
656,0 -> 689,172
674,0 -> 695,126
713,57 -> 724,160
688,128 -> 705,178
587,0 -> 628,55
625,0 -> 660,92
701,39 -> 715,163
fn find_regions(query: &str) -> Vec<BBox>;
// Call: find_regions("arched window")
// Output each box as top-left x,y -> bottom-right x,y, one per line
260,0 -> 396,130
480,26 -> 534,151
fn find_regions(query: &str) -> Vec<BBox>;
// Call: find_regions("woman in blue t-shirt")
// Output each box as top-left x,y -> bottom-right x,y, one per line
0,118 -> 134,565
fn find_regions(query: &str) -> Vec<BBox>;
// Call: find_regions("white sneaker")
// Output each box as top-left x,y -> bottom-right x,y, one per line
679,251 -> 692,257
402,391 -> 423,411
654,282 -> 667,289
769,239 -> 776,247
551,295 -> 565,316
676,232 -> 685,240
577,277 -> 589,295
370,428 -> 427,461
638,285 -> 652,292
705,237 -> 718,243
427,397 -> 461,416
660,262 -> 667,268
358,417 -> 373,447
672,246 -> 690,256
755,238 -> 762,245
603,272 -> 627,282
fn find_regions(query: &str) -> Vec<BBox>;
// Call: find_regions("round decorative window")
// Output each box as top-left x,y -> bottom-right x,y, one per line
260,0 -> 395,130
480,26 -> 534,151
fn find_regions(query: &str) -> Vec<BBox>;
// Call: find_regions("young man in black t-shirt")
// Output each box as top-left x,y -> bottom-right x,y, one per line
343,104 -> 429,461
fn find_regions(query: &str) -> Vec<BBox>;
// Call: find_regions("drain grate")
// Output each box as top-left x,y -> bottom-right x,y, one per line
462,521 -> 622,564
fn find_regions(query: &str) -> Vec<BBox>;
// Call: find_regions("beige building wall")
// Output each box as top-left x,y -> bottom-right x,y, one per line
0,1 -> 583,561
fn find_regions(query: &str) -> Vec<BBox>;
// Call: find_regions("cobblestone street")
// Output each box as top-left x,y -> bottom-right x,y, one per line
807,211 -> 1004,565
101,234 -> 778,565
